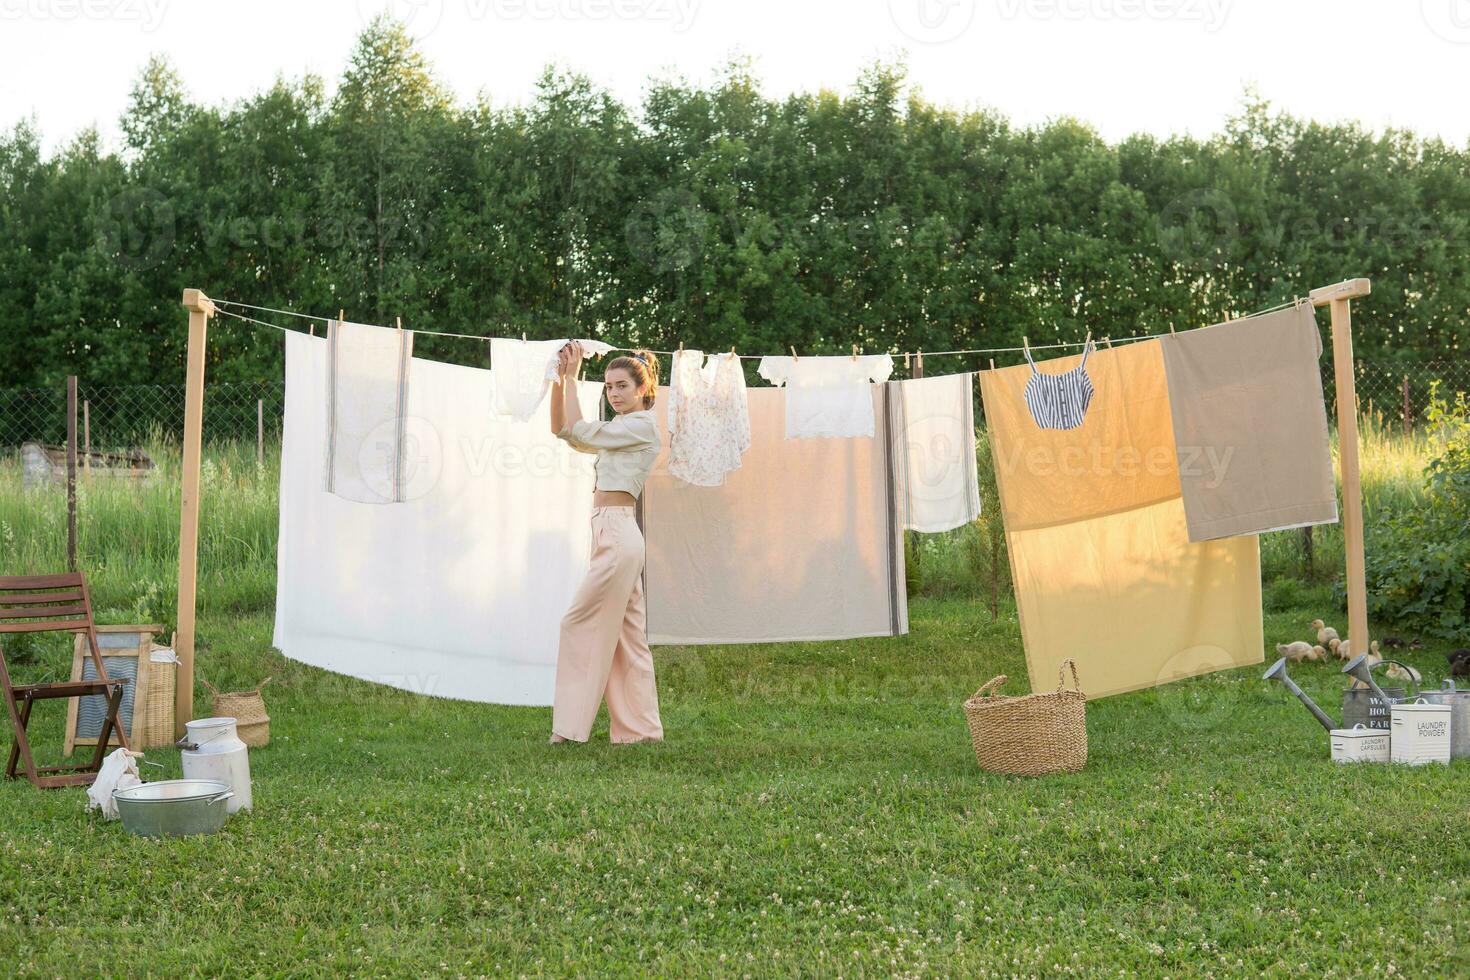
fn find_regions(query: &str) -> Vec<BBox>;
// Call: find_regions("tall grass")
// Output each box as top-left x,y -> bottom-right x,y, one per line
0,416 -> 1434,625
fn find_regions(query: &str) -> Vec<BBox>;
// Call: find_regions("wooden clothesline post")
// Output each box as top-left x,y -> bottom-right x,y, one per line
176,288 -> 215,736
1309,277 -> 1372,654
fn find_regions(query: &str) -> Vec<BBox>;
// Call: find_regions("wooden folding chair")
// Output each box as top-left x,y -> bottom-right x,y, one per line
0,572 -> 131,788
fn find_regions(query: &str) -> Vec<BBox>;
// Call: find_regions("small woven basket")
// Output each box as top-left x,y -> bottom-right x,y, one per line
139,645 -> 177,750
963,659 -> 1087,776
202,676 -> 272,747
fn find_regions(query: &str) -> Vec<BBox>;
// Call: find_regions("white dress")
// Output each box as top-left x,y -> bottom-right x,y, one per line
756,354 -> 894,438
667,350 -> 751,486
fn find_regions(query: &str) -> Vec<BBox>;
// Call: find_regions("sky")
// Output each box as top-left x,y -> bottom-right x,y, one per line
3,0 -> 1470,156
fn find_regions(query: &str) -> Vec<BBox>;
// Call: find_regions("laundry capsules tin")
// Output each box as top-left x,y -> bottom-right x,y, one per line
1389,699 -> 1451,766
1330,723 -> 1391,763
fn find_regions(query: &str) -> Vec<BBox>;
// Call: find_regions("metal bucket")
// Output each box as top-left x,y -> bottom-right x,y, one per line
113,779 -> 234,837
1341,685 -> 1405,730
1418,680 -> 1470,760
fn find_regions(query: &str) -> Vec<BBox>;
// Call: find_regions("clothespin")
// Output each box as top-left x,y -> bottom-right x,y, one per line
1022,336 -> 1031,356
522,332 -> 527,343
988,358 -> 996,371
309,324 -> 315,337
904,352 -> 911,373
790,345 -> 798,362
916,351 -> 923,376
851,344 -> 859,360
1169,324 -> 1177,334
1103,336 -> 1113,349
395,316 -> 402,331
1083,330 -> 1092,349
338,309 -> 344,323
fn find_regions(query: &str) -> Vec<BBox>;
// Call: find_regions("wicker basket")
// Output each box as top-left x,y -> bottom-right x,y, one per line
963,659 -> 1087,776
202,676 -> 272,747
139,642 -> 178,749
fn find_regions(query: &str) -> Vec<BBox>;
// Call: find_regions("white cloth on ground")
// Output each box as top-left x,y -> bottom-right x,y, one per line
756,354 -> 894,438
889,372 -> 982,532
86,748 -> 141,820
490,337 -> 615,422
643,385 -> 908,644
667,349 -> 751,486
275,330 -> 606,706
325,319 -> 414,503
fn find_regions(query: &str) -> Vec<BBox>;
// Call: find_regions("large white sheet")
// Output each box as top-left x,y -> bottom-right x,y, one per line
273,331 -> 603,706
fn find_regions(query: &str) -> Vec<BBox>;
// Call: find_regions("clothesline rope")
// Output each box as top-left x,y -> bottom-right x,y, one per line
209,294 -> 1307,364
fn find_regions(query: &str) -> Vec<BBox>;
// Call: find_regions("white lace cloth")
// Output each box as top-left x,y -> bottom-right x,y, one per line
757,354 -> 894,438
490,338 -> 615,422
667,350 -> 751,486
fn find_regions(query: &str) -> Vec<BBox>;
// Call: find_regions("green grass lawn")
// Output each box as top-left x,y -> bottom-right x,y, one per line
2,592 -> 1465,976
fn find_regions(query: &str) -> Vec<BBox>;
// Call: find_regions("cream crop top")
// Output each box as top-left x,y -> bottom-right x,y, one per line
556,408 -> 662,498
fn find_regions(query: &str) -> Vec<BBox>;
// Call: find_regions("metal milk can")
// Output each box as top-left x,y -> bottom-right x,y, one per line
177,716 -> 253,813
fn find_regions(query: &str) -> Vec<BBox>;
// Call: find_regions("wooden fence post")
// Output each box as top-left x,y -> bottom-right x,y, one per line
1310,278 -> 1372,654
176,288 -> 215,737
66,376 -> 77,571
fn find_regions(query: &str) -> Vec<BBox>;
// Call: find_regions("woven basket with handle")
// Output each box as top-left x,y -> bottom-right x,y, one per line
203,676 -> 272,747
963,659 -> 1087,776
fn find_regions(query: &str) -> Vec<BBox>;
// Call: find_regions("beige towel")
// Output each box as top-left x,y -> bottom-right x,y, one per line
980,340 -> 1263,699
1161,303 -> 1338,541
643,385 -> 908,644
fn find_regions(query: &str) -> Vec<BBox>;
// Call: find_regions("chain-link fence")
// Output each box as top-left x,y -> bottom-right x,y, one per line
0,360 -> 1465,454
0,381 -> 284,454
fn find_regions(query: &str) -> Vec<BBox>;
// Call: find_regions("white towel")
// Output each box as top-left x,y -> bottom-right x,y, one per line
86,748 -> 141,820
889,373 -> 982,532
275,330 -> 607,706
757,354 -> 894,438
325,319 -> 413,504
491,337 -> 615,422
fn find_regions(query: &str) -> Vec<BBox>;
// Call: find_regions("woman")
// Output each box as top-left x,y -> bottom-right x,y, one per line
547,340 -> 664,744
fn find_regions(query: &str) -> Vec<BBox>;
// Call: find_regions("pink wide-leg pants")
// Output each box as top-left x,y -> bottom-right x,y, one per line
551,506 -> 663,743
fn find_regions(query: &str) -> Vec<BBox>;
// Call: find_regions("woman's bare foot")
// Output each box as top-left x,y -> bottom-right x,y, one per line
548,733 -> 569,744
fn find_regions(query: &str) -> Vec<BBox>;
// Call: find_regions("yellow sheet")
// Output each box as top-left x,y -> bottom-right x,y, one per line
980,340 -> 1264,698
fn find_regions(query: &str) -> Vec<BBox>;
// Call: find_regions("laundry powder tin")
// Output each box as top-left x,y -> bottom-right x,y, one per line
1389,699 -> 1451,766
1329,723 -> 1391,763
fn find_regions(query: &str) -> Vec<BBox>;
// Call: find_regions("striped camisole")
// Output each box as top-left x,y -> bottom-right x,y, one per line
1023,340 -> 1095,430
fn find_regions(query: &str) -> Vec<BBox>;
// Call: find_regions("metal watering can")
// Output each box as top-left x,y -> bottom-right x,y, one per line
1263,653 -> 1414,733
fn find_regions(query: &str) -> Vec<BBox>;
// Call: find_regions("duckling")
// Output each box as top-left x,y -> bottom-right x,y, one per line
1447,649 -> 1470,677
1329,637 -> 1348,661
1347,640 -> 1382,689
1276,641 -> 1315,663
1385,660 -> 1421,684
1308,644 -> 1328,663
1311,619 -> 1340,647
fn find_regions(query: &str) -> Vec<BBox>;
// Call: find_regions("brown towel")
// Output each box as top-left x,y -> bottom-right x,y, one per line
1161,304 -> 1338,541
643,385 -> 908,644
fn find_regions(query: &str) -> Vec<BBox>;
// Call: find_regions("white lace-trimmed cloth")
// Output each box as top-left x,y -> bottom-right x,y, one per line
667,350 -> 751,486
756,354 -> 894,438
490,337 -> 615,422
